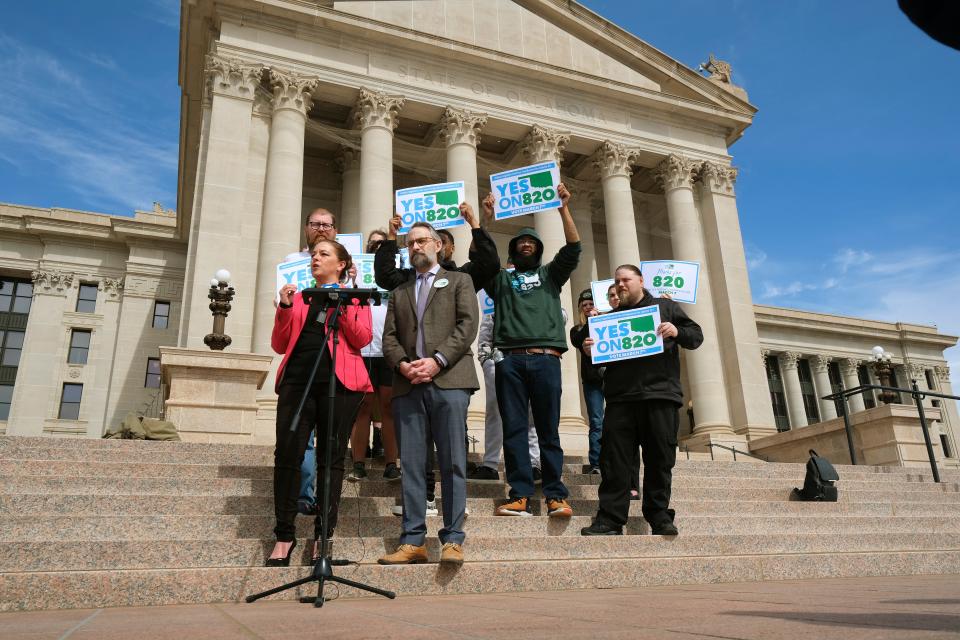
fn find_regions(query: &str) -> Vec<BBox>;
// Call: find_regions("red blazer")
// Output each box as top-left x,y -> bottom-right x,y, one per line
271,292 -> 374,393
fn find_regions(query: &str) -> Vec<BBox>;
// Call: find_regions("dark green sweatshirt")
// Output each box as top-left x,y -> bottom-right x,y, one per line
488,240 -> 581,352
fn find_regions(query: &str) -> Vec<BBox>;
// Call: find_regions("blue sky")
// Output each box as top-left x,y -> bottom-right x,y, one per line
1,1 -> 958,368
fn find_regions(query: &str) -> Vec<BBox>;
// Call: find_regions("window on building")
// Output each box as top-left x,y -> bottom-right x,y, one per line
765,355 -> 790,432
67,329 -> 91,365
797,358 -> 821,424
145,358 -> 161,388
152,301 -> 170,329
0,331 -> 24,367
857,365 -> 876,409
925,369 -> 936,391
0,384 -> 12,420
941,434 -> 953,458
888,367 -> 903,404
0,280 -> 33,315
828,361 -> 845,415
76,284 -> 98,313
58,383 -> 83,420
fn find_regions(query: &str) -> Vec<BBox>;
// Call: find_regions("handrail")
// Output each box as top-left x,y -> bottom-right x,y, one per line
821,380 -> 959,482
705,442 -> 768,462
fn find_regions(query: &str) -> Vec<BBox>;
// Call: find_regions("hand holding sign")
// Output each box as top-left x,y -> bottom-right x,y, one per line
481,193 -> 495,225
279,284 -> 297,306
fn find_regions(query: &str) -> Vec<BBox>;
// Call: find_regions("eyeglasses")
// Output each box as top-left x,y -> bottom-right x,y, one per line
307,221 -> 335,231
406,237 -> 434,249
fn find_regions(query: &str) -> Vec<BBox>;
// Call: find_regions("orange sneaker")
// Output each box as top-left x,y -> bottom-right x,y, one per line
546,498 -> 573,518
495,497 -> 532,516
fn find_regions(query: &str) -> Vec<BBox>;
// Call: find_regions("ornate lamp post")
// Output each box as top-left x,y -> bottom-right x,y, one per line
871,345 -> 897,404
204,269 -> 234,351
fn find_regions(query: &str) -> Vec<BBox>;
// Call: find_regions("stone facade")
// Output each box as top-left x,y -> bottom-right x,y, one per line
0,0 -> 956,467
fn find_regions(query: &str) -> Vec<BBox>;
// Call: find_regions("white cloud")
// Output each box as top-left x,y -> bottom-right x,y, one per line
745,242 -> 767,270
832,247 -> 871,273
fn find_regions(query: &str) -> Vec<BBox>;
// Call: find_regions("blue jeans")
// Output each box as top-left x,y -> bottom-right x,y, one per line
298,430 -> 316,512
495,354 -> 568,501
583,382 -> 605,468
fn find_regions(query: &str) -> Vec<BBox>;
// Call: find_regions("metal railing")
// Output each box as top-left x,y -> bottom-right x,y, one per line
705,442 -> 768,462
822,379 -> 958,483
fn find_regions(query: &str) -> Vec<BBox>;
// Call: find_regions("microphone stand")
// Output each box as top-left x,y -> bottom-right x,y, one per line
246,287 -> 396,607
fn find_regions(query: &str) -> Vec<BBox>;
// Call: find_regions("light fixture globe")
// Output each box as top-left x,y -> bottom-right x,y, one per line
871,345 -> 885,360
215,269 -> 231,284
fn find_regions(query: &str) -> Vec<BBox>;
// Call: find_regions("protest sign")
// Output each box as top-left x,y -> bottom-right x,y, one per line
490,161 -> 562,220
591,278 -> 615,313
478,289 -> 495,315
395,181 -> 466,234
641,260 -> 700,304
588,305 -> 664,365
353,253 -> 380,290
276,257 -> 314,295
336,233 -> 363,257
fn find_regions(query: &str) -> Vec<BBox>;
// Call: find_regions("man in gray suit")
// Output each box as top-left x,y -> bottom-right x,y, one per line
378,222 -> 479,566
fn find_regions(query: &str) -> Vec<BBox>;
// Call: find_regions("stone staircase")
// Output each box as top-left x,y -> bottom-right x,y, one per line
1,435 -> 959,611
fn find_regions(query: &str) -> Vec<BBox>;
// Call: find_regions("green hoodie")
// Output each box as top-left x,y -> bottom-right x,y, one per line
487,227 -> 581,352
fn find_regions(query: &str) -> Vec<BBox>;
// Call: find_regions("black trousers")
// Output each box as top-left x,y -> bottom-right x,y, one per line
274,381 -> 363,541
596,399 -> 679,528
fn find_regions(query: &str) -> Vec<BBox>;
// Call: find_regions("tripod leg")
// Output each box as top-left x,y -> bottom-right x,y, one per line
329,575 -> 397,599
245,575 -> 318,603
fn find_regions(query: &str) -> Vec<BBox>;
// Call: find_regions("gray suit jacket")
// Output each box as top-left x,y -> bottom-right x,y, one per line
382,267 -> 480,397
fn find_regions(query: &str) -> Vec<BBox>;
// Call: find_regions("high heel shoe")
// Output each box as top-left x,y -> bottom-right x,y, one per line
265,539 -> 297,567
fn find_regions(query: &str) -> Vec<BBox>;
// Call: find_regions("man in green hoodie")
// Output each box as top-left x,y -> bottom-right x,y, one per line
480,183 -> 580,517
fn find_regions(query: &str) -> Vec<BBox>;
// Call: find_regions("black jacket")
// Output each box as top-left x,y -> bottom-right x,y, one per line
570,323 -> 603,386
601,291 -> 703,406
373,227 -> 500,293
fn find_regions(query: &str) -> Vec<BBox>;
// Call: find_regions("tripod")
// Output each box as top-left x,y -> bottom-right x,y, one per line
246,287 -> 396,607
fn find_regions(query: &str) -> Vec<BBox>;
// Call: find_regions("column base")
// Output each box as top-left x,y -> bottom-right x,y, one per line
680,431 -> 750,460
733,423 -> 779,441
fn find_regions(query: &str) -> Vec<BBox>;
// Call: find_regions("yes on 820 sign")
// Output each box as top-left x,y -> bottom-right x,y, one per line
395,181 -> 466,234
588,305 -> 664,365
490,161 -> 562,220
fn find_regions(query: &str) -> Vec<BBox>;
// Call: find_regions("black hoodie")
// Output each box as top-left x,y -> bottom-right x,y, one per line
601,290 -> 703,406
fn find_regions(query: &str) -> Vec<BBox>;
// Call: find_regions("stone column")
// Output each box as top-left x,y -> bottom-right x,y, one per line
182,54 -> 262,350
696,161 -> 776,439
812,355 -> 838,421
655,154 -> 733,436
841,358 -> 866,414
336,146 -> 361,234
779,351 -> 808,429
934,365 -> 960,456
520,124 -> 584,429
356,88 -> 404,237
593,140 -> 641,268
568,192 -> 599,307
251,68 -> 318,357
440,107 -> 486,266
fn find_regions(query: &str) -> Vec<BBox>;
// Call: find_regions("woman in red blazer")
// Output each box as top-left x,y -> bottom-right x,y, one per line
267,239 -> 373,566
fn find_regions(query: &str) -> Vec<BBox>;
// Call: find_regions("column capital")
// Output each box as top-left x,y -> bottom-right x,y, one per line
521,124 -> 569,164
779,351 -> 802,370
438,106 -> 487,147
268,68 -> 318,116
905,361 -> 927,382
654,154 -> 697,192
935,364 -> 951,383
697,161 -> 738,195
812,354 -> 832,373
840,357 -> 861,377
592,140 -> 638,180
335,146 -> 361,173
30,270 -> 74,295
355,87 -> 404,132
204,54 -> 263,101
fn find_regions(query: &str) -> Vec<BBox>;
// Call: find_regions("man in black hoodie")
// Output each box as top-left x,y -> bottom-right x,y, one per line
580,264 -> 703,536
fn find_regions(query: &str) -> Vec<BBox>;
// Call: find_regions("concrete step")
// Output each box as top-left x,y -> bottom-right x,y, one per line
3,533 -> 959,573
3,475 -> 960,503
2,549 -> 958,611
4,494 -> 960,518
4,513 -> 960,541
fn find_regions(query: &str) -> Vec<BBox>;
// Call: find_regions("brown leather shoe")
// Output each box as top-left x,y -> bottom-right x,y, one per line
440,542 -> 464,566
377,544 -> 428,565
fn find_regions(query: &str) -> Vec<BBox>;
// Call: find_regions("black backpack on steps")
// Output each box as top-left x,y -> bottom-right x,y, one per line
792,449 -> 839,502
